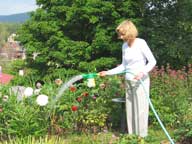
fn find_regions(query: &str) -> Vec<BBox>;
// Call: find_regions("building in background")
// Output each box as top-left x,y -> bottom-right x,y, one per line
0,33 -> 26,60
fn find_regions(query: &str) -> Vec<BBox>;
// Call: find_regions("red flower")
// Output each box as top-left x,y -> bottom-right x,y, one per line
70,85 -> 76,92
71,105 -> 78,111
82,92 -> 89,97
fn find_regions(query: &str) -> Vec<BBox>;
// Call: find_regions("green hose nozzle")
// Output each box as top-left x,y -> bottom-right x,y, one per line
82,73 -> 99,79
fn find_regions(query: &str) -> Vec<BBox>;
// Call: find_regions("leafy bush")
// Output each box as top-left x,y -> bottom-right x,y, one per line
0,87 -> 49,137
175,121 -> 192,143
0,73 -> 125,139
0,64 -> 191,143
149,65 -> 191,128
50,75 -> 125,133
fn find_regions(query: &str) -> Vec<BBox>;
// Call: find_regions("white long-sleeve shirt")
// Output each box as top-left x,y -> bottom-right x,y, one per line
106,38 -> 156,80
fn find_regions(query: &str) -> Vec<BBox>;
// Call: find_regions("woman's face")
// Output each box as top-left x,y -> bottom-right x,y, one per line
117,28 -> 128,41
118,32 -> 128,42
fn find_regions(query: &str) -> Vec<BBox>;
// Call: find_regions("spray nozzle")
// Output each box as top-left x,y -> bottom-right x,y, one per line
82,73 -> 99,88
82,73 -> 99,79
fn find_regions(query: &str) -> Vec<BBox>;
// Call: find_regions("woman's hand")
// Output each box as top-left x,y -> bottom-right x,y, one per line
134,72 -> 144,80
99,71 -> 107,77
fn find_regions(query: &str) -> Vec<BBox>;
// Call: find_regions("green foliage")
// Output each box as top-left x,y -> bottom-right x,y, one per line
0,89 -> 49,137
0,136 -> 67,144
8,59 -> 26,75
0,73 -> 125,138
141,0 -> 192,68
0,133 -> 115,144
78,57 -> 118,72
0,65 -> 192,143
175,121 -> 192,142
114,134 -> 146,144
17,0 -> 141,77
49,75 -> 125,133
149,65 -> 191,129
0,23 -> 20,47
1,1 -> 192,74
1,0 -> 192,142
45,68 -> 80,81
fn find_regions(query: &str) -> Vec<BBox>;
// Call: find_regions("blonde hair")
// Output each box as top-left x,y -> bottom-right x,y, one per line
116,20 -> 138,41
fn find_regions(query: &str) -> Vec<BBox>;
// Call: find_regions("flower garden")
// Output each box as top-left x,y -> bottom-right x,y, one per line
0,63 -> 191,143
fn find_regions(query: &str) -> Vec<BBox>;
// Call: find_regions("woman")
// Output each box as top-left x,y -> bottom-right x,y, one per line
99,20 -> 156,137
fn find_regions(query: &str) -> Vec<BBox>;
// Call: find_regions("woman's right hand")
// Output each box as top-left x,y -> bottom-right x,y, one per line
99,71 -> 107,77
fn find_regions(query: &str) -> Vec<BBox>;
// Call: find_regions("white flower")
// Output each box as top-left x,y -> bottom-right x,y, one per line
19,70 -> 24,76
24,87 -> 33,97
36,94 -> 48,106
2,95 -> 9,102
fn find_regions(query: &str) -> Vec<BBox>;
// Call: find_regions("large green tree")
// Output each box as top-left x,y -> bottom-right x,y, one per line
17,0 -> 142,77
17,0 -> 192,78
141,0 -> 192,68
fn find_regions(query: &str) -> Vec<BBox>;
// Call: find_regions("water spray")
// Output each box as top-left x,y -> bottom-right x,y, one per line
51,73 -> 98,108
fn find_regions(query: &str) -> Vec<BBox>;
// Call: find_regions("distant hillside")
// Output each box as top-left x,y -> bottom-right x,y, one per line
0,12 -> 31,23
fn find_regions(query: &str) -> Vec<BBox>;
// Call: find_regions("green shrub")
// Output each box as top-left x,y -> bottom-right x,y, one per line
0,89 -> 49,138
0,64 -> 191,142
150,65 -> 191,129
175,120 -> 192,142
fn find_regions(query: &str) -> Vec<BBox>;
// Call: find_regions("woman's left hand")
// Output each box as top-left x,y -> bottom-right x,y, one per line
134,72 -> 144,80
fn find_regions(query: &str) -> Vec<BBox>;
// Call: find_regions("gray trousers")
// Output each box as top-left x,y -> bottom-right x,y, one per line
125,75 -> 150,137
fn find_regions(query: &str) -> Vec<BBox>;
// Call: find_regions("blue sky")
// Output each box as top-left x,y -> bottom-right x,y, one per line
0,0 -> 38,15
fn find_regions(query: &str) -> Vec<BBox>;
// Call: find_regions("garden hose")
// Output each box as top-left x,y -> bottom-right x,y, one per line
83,71 -> 175,144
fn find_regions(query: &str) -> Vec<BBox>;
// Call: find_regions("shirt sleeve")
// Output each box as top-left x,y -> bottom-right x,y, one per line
141,40 -> 156,74
106,45 -> 126,75
106,64 -> 125,75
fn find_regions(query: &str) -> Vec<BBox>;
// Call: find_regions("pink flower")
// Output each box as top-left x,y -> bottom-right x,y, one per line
76,96 -> 82,102
92,95 -> 97,100
170,70 -> 177,78
178,75 -> 185,80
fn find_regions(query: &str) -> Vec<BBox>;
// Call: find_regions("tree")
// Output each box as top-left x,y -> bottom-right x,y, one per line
17,0 -> 142,78
17,0 -> 192,78
141,0 -> 192,68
